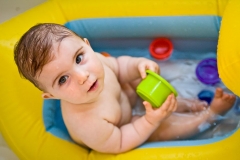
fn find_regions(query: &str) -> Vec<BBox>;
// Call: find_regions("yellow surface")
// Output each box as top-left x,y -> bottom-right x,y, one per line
1,0 -> 240,159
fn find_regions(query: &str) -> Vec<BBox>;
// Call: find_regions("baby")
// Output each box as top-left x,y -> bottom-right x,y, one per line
14,23 -> 236,154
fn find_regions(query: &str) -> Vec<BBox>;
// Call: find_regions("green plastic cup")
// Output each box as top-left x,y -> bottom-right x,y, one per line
136,70 -> 178,108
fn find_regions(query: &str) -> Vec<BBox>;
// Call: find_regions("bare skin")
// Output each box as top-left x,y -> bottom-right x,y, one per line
147,88 -> 236,141
210,88 -> 235,115
37,34 -> 236,154
175,98 -> 208,113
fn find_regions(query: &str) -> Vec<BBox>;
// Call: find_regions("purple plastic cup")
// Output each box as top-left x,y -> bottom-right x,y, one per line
196,58 -> 220,85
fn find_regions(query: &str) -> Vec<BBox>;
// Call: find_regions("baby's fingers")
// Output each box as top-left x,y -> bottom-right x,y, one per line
168,95 -> 177,112
160,94 -> 175,112
148,65 -> 160,75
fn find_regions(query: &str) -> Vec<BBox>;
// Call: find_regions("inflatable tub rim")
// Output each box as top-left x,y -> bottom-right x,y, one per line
1,0 -> 240,159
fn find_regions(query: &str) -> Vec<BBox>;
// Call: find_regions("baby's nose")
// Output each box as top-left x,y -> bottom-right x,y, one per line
77,70 -> 89,85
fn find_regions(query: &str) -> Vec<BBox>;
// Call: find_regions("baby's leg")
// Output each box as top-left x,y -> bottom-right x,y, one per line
148,88 -> 236,141
176,98 -> 208,113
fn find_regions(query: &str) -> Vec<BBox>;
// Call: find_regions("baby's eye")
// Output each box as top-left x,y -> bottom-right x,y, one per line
76,54 -> 83,64
59,75 -> 68,85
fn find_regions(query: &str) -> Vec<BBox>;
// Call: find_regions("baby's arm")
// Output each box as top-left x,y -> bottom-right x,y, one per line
75,94 -> 177,154
102,56 -> 160,84
116,56 -> 160,83
98,54 -> 159,85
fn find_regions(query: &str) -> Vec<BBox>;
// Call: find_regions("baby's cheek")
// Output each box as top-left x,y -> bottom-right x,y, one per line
95,62 -> 104,75
68,87 -> 75,95
66,86 -> 79,99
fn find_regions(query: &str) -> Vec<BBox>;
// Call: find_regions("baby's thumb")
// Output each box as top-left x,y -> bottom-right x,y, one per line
139,70 -> 147,79
143,101 -> 153,111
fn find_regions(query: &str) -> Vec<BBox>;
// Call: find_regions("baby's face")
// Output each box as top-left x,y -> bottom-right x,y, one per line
37,36 -> 104,104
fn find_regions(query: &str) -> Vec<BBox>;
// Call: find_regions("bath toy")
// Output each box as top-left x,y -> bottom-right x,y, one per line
197,90 -> 214,105
101,52 -> 111,57
136,70 -> 178,107
196,58 -> 220,85
149,38 -> 173,60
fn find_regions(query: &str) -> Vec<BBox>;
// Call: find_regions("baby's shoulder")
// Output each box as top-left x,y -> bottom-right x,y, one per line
96,52 -> 119,76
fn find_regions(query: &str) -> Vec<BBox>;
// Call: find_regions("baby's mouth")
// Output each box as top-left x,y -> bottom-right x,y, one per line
88,80 -> 97,92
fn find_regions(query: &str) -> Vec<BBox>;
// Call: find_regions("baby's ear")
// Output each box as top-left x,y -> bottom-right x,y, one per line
42,92 -> 56,99
83,38 -> 91,46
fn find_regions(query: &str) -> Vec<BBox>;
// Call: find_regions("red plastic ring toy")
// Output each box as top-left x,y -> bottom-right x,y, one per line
149,38 -> 173,60
101,52 -> 111,57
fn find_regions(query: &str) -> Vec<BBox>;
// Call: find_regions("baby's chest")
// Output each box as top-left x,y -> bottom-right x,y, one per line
97,94 -> 123,126
100,67 -> 132,125
98,90 -> 132,126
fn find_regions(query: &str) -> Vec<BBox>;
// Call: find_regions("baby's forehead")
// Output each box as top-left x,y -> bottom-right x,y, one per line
50,35 -> 82,60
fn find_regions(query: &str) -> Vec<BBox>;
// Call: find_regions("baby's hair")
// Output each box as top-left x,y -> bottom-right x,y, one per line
14,23 -> 81,90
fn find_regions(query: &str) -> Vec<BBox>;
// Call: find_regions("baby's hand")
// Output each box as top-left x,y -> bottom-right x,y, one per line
143,94 -> 177,125
137,58 -> 160,79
